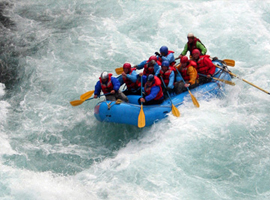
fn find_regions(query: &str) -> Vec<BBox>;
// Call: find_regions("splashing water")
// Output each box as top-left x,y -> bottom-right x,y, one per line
0,0 -> 270,199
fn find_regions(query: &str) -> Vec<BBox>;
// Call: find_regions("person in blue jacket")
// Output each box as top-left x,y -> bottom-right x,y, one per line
138,74 -> 164,105
94,71 -> 129,102
156,60 -> 175,94
117,63 -> 141,96
155,46 -> 175,66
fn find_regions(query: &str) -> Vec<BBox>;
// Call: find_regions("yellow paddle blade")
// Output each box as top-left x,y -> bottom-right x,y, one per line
223,59 -> 235,67
212,77 -> 235,86
171,104 -> 180,117
115,67 -> 124,75
138,104 -> 145,128
115,99 -> 122,104
70,100 -> 83,106
80,90 -> 94,101
188,90 -> 200,108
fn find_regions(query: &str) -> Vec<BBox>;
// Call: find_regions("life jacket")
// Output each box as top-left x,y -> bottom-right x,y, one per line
99,73 -> 114,94
195,55 -> 212,75
157,50 -> 175,66
180,61 -> 199,81
160,68 -> 173,86
122,68 -> 141,90
144,76 -> 163,100
187,37 -> 206,55
143,63 -> 155,76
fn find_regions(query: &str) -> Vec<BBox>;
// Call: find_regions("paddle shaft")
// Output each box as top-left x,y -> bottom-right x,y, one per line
197,72 -> 235,85
138,75 -> 146,128
215,65 -> 270,95
160,76 -> 173,102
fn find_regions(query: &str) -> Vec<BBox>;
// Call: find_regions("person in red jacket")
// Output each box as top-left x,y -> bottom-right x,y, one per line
192,49 -> 216,84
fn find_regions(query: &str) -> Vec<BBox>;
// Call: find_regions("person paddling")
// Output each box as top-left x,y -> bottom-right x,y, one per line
118,63 -> 141,96
191,49 -> 216,84
174,56 -> 199,94
94,71 -> 129,102
156,60 -> 175,95
138,74 -> 164,105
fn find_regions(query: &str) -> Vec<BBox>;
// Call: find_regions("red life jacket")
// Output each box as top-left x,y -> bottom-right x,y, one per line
122,68 -> 140,90
196,55 -> 212,75
99,73 -> 114,94
180,61 -> 199,81
187,37 -> 205,55
144,76 -> 163,100
160,68 -> 173,86
143,63 -> 155,76
157,50 -> 175,66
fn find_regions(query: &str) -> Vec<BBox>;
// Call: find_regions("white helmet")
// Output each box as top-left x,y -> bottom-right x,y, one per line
187,33 -> 194,38
100,71 -> 109,79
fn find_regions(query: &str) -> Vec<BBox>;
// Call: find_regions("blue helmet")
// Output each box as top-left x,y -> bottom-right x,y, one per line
162,60 -> 170,67
147,74 -> 154,82
160,46 -> 168,55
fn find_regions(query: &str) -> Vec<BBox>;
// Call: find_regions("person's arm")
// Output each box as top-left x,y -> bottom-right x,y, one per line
155,68 -> 161,76
180,43 -> 188,56
94,81 -> 102,95
167,71 -> 175,89
196,41 -> 207,55
187,67 -> 197,85
154,63 -> 161,75
145,86 -> 160,102
164,52 -> 175,64
117,75 -> 124,85
126,70 -> 137,82
111,77 -> 121,91
136,60 -> 147,70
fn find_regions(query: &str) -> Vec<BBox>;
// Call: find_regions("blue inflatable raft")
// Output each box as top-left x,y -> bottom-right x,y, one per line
94,60 -> 232,127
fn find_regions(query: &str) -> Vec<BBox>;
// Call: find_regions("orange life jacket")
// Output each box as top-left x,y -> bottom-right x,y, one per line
144,76 -> 163,100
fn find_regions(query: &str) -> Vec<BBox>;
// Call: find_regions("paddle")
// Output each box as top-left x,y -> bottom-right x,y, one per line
70,90 -> 94,106
173,65 -> 200,108
70,97 -> 94,106
223,59 -> 235,67
80,90 -> 94,101
198,73 -> 235,86
115,67 -> 123,75
70,94 -> 105,107
138,75 -> 146,128
215,65 -> 270,95
160,77 -> 180,117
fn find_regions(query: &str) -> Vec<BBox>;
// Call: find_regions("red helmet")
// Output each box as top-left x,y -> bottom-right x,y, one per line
192,49 -> 200,55
180,56 -> 188,64
148,55 -> 157,62
123,63 -> 131,70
